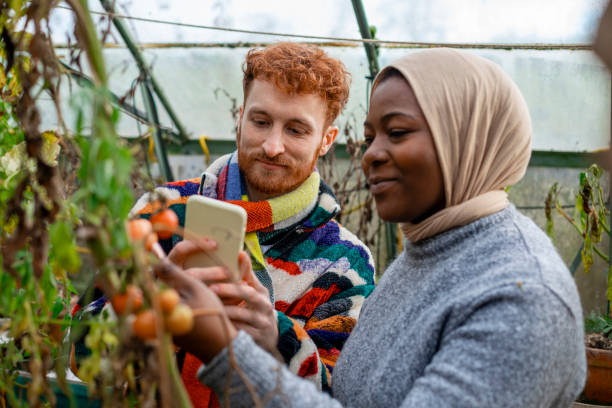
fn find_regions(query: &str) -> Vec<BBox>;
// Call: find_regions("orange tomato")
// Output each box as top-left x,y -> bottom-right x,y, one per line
165,304 -> 193,336
150,209 -> 179,239
158,288 -> 180,314
111,285 -> 144,315
128,219 -> 157,250
132,309 -> 158,340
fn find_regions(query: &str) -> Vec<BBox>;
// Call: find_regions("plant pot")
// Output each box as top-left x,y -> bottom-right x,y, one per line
584,346 -> 612,404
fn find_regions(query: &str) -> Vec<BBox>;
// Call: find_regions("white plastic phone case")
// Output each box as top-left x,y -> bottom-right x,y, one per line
183,195 -> 247,281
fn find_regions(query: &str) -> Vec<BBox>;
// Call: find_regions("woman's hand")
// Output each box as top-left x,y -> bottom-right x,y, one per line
167,238 -> 246,305
167,240 -> 279,354
210,251 -> 279,354
154,258 -> 237,364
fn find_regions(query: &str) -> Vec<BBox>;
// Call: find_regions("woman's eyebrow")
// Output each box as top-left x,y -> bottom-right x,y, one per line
381,112 -> 419,123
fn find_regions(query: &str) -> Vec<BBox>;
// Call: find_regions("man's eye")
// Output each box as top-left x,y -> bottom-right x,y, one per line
252,118 -> 269,126
363,135 -> 374,146
288,127 -> 304,136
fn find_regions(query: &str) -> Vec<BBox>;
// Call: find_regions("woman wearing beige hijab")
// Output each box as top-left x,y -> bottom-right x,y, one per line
158,48 -> 586,407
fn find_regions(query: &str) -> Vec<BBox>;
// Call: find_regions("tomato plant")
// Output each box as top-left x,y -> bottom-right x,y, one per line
0,2 -> 193,407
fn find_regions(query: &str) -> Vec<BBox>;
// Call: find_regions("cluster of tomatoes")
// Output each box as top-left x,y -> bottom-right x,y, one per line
111,285 -> 193,339
127,207 -> 179,250
113,207 -> 194,340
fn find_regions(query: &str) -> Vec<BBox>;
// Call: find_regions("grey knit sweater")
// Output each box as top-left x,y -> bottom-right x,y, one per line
198,205 -> 586,407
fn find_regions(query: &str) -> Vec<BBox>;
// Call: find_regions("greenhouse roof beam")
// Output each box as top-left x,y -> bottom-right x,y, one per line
99,0 -> 189,143
60,61 -> 182,142
141,80 -> 175,182
351,0 -> 379,78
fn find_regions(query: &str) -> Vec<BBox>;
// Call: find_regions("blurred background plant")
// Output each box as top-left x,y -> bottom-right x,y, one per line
546,164 -> 612,344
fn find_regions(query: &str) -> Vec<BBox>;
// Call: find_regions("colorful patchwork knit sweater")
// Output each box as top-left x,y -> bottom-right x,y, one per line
130,153 -> 375,405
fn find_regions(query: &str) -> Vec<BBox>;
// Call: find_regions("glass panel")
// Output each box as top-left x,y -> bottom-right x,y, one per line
47,46 -> 609,152
50,1 -> 605,44
363,0 -> 606,44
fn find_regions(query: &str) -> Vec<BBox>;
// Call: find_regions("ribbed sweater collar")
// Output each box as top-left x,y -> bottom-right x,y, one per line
402,205 -> 514,261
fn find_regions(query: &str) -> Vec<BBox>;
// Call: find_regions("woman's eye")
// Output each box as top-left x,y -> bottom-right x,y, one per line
363,135 -> 374,146
389,129 -> 409,138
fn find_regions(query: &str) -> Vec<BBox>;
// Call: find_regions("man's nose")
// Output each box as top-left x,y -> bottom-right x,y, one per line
262,126 -> 285,157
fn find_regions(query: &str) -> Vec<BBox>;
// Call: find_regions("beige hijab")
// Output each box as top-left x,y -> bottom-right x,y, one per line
371,49 -> 532,242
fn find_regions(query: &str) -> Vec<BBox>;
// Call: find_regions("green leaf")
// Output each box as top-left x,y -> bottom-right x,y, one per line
608,266 -> 612,304
51,297 -> 64,319
49,221 -> 81,274
582,232 -> 593,274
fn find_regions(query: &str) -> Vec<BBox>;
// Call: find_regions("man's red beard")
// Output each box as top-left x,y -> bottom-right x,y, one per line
237,130 -> 321,198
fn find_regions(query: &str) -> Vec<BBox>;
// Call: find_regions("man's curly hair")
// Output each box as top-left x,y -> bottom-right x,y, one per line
243,42 -> 351,126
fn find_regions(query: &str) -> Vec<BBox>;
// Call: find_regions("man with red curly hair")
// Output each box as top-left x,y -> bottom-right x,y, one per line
131,42 -> 375,407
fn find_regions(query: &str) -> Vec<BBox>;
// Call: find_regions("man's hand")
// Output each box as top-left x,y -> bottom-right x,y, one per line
210,252 -> 279,355
154,258 -> 237,364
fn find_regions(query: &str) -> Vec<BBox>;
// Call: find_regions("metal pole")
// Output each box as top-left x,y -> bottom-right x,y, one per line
100,0 -> 189,142
61,61 -> 182,142
141,81 -> 175,182
351,0 -> 380,78
606,72 -> 612,317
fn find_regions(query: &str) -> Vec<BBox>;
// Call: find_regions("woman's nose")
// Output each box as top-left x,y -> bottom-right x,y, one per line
362,137 -> 389,170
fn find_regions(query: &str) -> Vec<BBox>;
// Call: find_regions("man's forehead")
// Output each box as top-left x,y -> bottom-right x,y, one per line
244,80 -> 326,126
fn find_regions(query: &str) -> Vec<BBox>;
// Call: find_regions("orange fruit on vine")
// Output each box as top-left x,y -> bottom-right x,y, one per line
165,304 -> 193,335
132,309 -> 158,340
111,285 -> 144,316
128,219 -> 157,250
158,288 -> 180,314
150,209 -> 179,239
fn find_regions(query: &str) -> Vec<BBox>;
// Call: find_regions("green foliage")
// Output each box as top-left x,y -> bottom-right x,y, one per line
547,164 -> 612,327
544,182 -> 558,244
585,311 -> 612,337
0,2 -> 191,406
49,221 -> 81,274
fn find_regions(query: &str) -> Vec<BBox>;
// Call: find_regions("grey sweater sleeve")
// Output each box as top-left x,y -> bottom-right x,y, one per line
198,331 -> 342,407
398,282 -> 585,408
199,281 -> 584,408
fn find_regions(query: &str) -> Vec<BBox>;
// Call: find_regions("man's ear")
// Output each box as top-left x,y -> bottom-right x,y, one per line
236,106 -> 244,145
319,126 -> 339,156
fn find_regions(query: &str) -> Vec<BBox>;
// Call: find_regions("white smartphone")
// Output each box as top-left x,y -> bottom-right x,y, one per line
183,195 -> 247,281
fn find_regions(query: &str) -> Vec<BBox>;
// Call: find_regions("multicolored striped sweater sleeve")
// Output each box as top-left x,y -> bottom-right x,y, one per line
269,219 -> 375,391
131,177 -> 376,394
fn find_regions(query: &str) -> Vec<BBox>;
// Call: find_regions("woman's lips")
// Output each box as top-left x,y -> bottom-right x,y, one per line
368,179 -> 396,194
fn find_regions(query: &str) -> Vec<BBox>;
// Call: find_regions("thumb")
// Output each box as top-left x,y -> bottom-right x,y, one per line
238,251 -> 265,291
168,239 -> 217,267
155,258 -> 199,297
